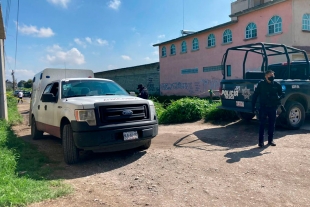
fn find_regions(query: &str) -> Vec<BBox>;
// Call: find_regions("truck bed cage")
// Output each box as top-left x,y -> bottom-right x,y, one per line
221,42 -> 310,79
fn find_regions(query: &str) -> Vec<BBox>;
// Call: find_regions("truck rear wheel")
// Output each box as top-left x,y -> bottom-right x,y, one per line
31,117 -> 43,140
62,124 -> 79,164
236,112 -> 255,121
284,101 -> 305,130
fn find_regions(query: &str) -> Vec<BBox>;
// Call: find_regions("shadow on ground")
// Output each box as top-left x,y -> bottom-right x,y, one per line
19,133 -> 147,180
174,120 -> 309,163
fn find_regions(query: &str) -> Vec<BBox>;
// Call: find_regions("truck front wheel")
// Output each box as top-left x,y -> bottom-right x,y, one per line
236,112 -> 255,121
62,124 -> 79,164
284,101 -> 305,130
31,117 -> 43,140
139,140 -> 152,150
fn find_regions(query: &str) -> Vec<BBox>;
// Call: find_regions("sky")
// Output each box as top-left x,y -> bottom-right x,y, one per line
2,0 -> 232,82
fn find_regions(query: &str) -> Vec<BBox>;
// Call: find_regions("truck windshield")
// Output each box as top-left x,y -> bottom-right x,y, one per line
61,79 -> 129,98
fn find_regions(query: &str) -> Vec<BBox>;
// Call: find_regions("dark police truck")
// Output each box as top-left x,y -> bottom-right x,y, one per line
218,42 -> 310,129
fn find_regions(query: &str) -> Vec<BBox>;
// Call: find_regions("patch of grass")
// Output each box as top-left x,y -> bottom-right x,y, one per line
0,94 -> 71,207
6,92 -> 23,125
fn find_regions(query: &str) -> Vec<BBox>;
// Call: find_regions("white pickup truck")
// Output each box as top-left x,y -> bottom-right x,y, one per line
29,69 -> 158,164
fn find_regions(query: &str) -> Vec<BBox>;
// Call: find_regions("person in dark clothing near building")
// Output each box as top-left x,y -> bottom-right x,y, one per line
252,70 -> 285,148
137,84 -> 149,99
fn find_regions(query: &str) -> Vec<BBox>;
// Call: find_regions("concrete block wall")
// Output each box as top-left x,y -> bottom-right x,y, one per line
94,62 -> 160,95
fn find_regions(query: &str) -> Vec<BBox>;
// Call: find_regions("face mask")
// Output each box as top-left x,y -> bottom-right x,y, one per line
268,76 -> 275,82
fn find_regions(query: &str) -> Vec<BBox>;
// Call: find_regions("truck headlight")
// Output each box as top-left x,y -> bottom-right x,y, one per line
74,110 -> 96,126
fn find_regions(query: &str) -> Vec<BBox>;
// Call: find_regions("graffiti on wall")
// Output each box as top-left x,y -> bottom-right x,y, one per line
160,78 -> 221,96
112,73 -> 160,95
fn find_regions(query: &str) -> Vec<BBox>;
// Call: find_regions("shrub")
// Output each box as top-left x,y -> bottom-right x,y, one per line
204,102 -> 239,121
159,98 -> 211,124
154,102 -> 165,121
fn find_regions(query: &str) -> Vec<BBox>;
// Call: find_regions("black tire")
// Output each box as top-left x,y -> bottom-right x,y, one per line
139,140 -> 152,150
62,124 -> 79,164
284,101 -> 305,130
31,117 -> 43,140
236,112 -> 255,121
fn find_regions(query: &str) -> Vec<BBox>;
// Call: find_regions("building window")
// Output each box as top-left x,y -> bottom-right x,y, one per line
223,29 -> 232,43
192,38 -> 199,50
181,41 -> 187,53
245,22 -> 257,39
207,34 -> 216,47
268,15 -> 282,34
170,44 -> 176,55
161,46 -> 167,57
302,13 -> 310,31
227,65 -> 231,77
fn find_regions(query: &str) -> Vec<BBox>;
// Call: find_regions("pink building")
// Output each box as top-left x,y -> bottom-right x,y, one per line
154,0 -> 310,97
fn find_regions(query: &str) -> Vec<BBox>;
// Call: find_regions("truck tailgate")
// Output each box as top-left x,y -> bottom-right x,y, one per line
219,79 -> 261,113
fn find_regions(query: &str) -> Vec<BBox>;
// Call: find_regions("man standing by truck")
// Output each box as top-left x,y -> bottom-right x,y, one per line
252,70 -> 284,148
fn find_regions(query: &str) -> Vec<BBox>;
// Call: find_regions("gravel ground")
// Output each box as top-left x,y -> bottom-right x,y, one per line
13,99 -> 310,207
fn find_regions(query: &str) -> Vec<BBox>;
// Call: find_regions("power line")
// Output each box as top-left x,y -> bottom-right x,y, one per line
14,0 -> 19,71
11,0 -> 20,89
5,0 -> 12,29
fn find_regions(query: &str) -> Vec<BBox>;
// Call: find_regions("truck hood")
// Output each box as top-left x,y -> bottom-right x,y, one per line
63,95 -> 153,109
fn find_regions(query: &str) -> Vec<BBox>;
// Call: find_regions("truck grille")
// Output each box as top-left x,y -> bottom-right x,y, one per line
99,104 -> 149,123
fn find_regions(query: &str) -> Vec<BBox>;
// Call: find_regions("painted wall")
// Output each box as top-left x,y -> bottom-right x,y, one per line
94,62 -> 160,95
159,0 -> 294,97
292,0 -> 310,47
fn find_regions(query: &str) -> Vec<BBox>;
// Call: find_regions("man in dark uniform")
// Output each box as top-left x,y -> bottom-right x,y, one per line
252,70 -> 284,148
137,84 -> 149,99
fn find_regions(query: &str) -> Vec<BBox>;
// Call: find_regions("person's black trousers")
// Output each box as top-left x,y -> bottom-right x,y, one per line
258,106 -> 277,144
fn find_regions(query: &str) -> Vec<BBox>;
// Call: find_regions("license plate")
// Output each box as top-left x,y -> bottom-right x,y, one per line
236,101 -> 244,107
123,131 -> 138,141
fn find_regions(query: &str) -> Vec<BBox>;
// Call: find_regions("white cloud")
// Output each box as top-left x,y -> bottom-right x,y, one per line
85,37 -> 92,44
153,50 -> 159,56
108,0 -> 121,10
45,44 -> 85,65
108,65 -> 116,70
74,38 -> 86,48
144,57 -> 151,61
47,0 -> 70,8
121,55 -> 131,60
96,38 -> 109,46
5,69 -> 35,82
158,34 -> 165,39
211,20 -> 219,26
18,24 -> 55,38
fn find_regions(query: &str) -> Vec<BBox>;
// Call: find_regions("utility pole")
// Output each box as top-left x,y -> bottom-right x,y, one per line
11,70 -> 15,89
0,6 -> 7,121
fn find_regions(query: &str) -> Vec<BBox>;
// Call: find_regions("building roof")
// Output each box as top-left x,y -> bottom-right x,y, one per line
229,0 -> 287,18
153,20 -> 238,47
0,6 -> 5,39
95,62 -> 159,74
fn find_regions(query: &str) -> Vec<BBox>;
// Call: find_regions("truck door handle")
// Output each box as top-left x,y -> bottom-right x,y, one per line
58,106 -> 62,108
44,105 -> 47,110
38,105 -> 40,110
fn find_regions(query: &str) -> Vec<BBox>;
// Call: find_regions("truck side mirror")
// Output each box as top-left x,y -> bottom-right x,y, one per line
41,93 -> 57,102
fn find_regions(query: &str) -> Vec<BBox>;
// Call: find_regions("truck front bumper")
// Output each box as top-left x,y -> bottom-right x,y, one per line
70,121 -> 158,152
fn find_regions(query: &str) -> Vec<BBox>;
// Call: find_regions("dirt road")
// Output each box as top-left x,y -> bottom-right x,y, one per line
13,99 -> 310,207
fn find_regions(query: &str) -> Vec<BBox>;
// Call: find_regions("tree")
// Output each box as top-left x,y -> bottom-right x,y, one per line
24,79 -> 33,88
18,80 -> 26,87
